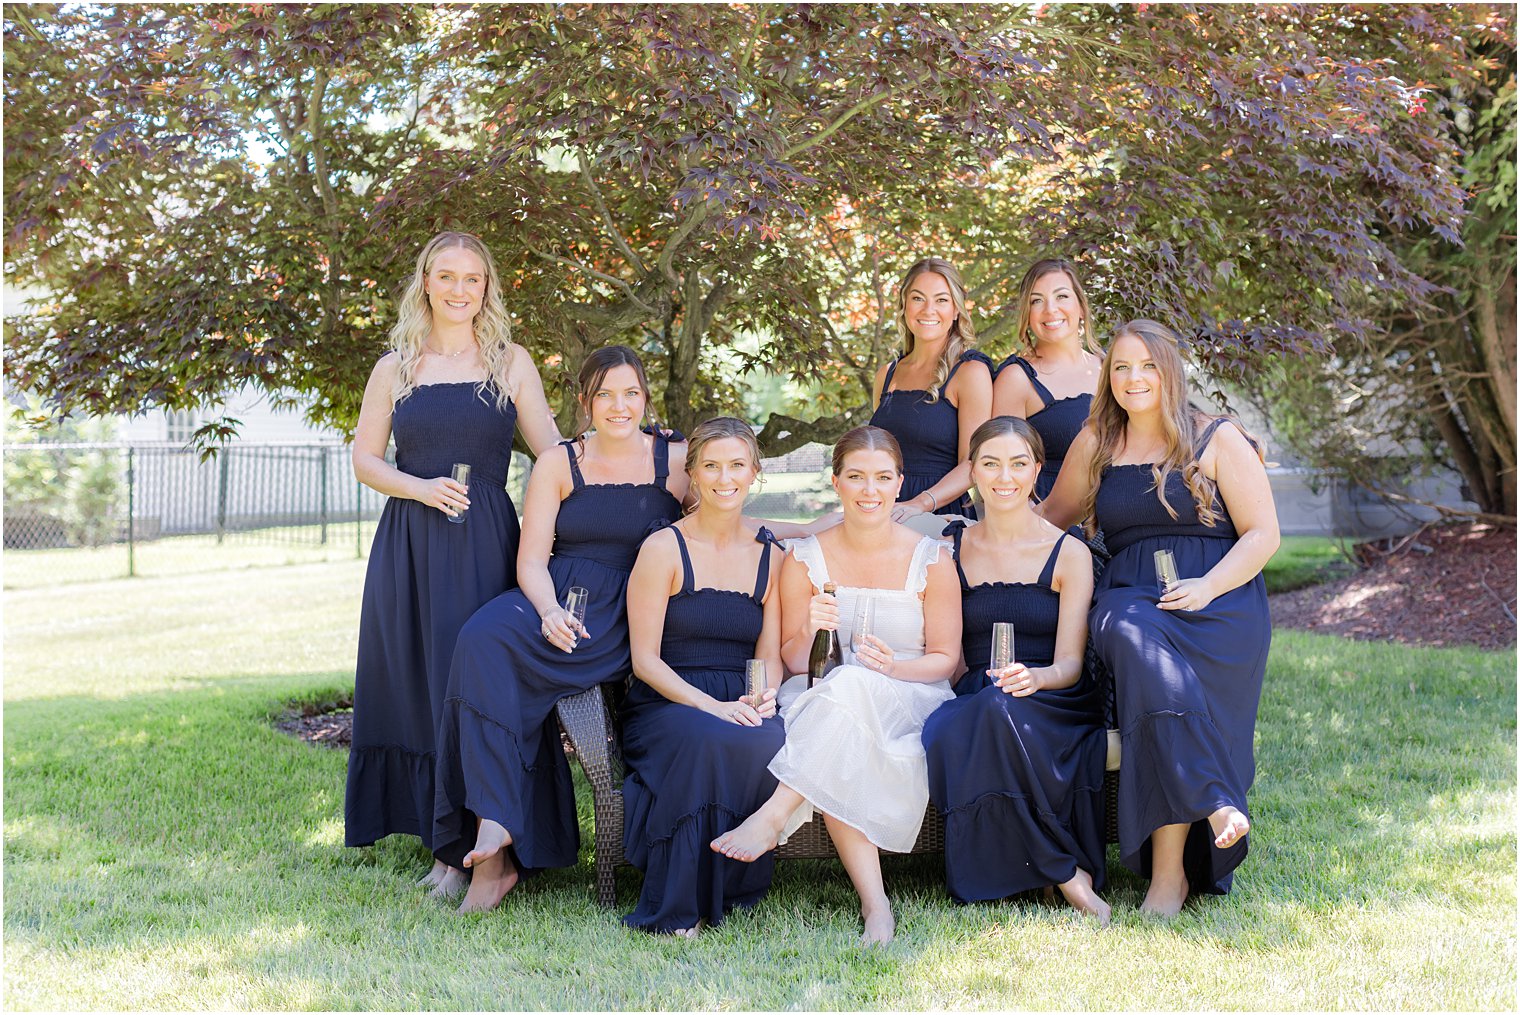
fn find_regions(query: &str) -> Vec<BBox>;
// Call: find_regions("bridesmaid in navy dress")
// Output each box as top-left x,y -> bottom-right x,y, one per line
621,417 -> 788,936
869,257 -> 993,520
921,417 -> 1108,923
346,231 -> 562,895
991,259 -> 1103,501
1043,320 -> 1279,916
431,346 -> 687,912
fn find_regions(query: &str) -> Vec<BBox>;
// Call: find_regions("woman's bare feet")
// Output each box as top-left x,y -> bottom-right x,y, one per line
860,903 -> 895,945
457,819 -> 519,913
710,806 -> 786,862
1139,874 -> 1188,918
463,818 -> 511,870
670,920 -> 706,940
1208,805 -> 1250,849
429,865 -> 467,899
417,859 -> 448,888
1056,868 -> 1111,927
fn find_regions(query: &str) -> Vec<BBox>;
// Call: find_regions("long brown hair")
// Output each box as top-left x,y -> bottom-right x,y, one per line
1080,319 -> 1263,537
893,257 -> 978,405
831,425 -> 904,476
574,345 -> 657,444
1011,258 -> 1099,357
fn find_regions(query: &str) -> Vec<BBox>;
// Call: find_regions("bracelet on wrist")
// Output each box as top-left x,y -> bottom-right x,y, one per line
923,491 -> 938,511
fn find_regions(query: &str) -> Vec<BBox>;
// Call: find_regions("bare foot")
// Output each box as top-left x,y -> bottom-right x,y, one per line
710,809 -> 785,862
1208,806 -> 1250,849
1139,876 -> 1188,918
860,904 -> 895,946
462,818 -> 512,870
429,865 -> 467,900
671,920 -> 706,940
1056,868 -> 1111,927
417,859 -> 448,888
457,853 -> 519,914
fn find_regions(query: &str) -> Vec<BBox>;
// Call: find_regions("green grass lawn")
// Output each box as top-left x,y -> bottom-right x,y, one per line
1263,535 -> 1358,594
4,559 -> 1514,1010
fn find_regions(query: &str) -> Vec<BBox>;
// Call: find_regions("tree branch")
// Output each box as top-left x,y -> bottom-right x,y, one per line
783,71 -> 935,160
754,404 -> 874,459
577,150 -> 648,274
530,246 -> 657,314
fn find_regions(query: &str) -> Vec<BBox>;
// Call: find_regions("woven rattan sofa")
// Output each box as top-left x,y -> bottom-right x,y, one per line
555,654 -> 1121,907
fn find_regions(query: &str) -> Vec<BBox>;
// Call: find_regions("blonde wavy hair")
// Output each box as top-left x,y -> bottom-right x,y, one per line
894,258 -> 977,405
1011,258 -> 1101,357
389,231 -> 516,411
1081,319 -> 1264,538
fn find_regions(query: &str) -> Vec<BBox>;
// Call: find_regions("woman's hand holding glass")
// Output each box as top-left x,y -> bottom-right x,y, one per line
540,587 -> 590,653
417,475 -> 470,518
993,662 -> 1042,697
853,633 -> 897,676
703,696 -> 765,726
1158,575 -> 1218,613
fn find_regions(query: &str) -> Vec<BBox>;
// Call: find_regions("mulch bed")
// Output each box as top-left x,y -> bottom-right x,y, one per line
278,523 -> 1515,748
1269,522 -> 1516,651
276,694 -> 577,755
275,697 -> 354,749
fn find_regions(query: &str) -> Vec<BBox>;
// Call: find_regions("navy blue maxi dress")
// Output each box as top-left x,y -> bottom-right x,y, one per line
1090,418 -> 1269,895
870,350 -> 994,517
346,381 -> 521,850
431,433 -> 683,874
621,527 -> 787,932
995,355 -> 1092,502
922,522 -> 1107,902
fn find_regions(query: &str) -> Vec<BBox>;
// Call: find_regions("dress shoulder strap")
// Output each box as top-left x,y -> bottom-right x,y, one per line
561,440 -> 585,489
789,534 -> 832,592
752,527 -> 775,600
651,432 -> 671,489
941,349 -> 993,393
1037,532 -> 1068,588
942,520 -> 972,591
905,535 -> 944,595
1194,416 -> 1257,459
669,526 -> 695,594
880,356 -> 902,394
997,354 -> 1054,408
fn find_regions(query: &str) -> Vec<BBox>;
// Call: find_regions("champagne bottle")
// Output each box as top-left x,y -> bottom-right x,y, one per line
807,582 -> 843,687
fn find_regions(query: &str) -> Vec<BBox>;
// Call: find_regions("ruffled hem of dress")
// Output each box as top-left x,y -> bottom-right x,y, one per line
344,745 -> 435,848
622,800 -> 773,933
1116,709 -> 1246,855
940,785 -> 1106,897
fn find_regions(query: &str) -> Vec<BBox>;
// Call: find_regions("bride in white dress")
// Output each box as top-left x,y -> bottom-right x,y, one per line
712,426 -> 961,945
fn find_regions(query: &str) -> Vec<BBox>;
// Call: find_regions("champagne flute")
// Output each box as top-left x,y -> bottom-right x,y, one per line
745,658 -> 768,711
991,622 -> 1016,673
447,463 -> 471,524
564,586 -> 589,647
1154,548 -> 1179,594
850,595 -> 876,656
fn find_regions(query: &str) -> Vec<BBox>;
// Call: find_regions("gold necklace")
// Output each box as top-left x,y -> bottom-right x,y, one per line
424,342 -> 473,358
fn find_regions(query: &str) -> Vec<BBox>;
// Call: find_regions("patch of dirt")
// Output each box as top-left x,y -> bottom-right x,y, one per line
276,694 -> 577,755
1269,522 -> 1516,650
275,696 -> 353,748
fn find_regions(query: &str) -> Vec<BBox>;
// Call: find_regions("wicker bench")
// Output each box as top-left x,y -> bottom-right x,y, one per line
555,666 -> 1121,908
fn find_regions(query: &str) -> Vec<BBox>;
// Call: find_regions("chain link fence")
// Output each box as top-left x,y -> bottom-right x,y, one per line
3,440 -> 835,589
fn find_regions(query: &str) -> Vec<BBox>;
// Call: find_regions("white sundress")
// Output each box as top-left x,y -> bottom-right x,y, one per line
769,533 -> 954,853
